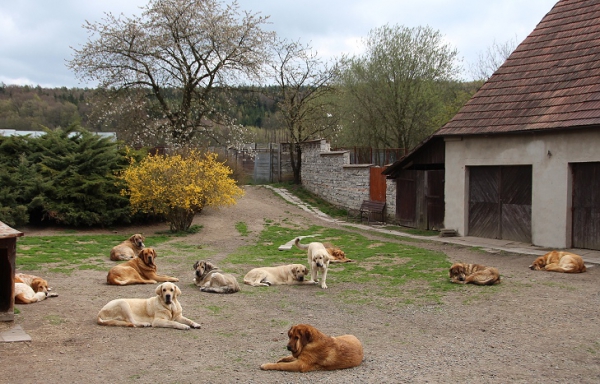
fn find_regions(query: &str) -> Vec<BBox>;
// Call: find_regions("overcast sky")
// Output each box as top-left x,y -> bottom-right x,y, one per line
0,0 -> 558,88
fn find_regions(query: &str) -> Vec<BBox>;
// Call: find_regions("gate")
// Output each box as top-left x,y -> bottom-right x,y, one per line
572,162 -> 600,250
468,165 -> 532,243
369,166 -> 387,202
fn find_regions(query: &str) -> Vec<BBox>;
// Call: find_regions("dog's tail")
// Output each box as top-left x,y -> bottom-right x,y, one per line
294,237 -> 309,250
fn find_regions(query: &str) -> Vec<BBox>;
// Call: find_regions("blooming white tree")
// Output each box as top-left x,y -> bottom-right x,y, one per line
68,0 -> 274,147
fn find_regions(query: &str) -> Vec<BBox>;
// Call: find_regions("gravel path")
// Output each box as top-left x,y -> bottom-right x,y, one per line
1,185 -> 599,384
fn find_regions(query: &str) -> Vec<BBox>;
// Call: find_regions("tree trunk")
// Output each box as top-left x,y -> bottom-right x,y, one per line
290,142 -> 302,184
167,207 -> 197,232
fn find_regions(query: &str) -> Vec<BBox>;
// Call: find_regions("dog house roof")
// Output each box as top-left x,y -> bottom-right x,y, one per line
0,221 -> 23,239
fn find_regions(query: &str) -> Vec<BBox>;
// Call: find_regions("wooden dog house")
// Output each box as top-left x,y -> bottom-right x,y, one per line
0,221 -> 23,321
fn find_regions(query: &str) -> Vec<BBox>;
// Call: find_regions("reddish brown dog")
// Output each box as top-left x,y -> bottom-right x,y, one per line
260,324 -> 363,372
449,263 -> 501,285
107,248 -> 179,285
529,251 -> 587,273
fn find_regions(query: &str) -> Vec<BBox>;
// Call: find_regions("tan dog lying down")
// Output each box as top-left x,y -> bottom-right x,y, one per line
110,233 -> 145,261
529,251 -> 587,273
107,248 -> 179,285
261,324 -> 364,372
244,264 -> 312,287
449,263 -> 501,285
97,282 -> 201,329
14,273 -> 58,304
193,260 -> 240,293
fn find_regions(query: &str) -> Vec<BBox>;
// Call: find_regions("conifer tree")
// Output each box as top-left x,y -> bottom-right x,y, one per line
35,126 -> 132,226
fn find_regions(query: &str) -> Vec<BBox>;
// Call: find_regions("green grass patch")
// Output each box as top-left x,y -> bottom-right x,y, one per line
235,222 -> 249,236
16,234 -> 172,272
224,223 -> 458,306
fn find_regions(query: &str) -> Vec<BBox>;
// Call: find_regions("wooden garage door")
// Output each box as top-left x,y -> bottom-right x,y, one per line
396,170 -> 417,227
572,162 -> 600,250
426,170 -> 445,230
468,166 -> 532,243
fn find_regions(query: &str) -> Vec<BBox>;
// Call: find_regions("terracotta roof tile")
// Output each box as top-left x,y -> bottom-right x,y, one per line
437,0 -> 600,136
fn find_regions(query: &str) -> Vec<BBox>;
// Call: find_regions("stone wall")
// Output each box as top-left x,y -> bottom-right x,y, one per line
301,139 -> 389,216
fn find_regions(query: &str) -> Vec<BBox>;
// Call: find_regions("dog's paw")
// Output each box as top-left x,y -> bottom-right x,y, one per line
191,323 -> 201,329
321,283 -> 328,289
136,322 -> 152,328
48,292 -> 59,298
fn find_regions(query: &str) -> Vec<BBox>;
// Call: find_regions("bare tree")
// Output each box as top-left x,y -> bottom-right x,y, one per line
68,0 -> 274,147
268,39 -> 339,184
469,36 -> 519,81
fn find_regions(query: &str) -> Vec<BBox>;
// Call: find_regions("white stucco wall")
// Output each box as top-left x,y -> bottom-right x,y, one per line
444,129 -> 600,248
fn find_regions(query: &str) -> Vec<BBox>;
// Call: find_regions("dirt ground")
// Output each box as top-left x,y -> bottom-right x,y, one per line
1,185 -> 600,384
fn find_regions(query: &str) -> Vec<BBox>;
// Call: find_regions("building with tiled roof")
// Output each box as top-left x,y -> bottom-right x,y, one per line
385,0 -> 600,250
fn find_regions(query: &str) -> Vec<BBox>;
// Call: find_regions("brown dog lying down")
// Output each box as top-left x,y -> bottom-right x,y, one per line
529,251 -> 587,273
107,248 -> 179,285
449,263 -> 501,285
110,233 -> 145,261
323,243 -> 353,263
261,324 -> 364,372
193,260 -> 240,293
14,273 -> 58,304
97,282 -> 201,329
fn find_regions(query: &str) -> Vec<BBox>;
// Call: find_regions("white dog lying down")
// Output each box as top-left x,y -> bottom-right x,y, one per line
14,273 -> 58,304
97,282 -> 201,330
244,264 -> 312,287
14,282 -> 58,304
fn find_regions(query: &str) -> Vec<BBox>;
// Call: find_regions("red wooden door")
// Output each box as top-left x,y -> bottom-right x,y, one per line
370,166 -> 387,202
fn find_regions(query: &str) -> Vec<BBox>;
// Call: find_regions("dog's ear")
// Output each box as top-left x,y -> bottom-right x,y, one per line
299,326 -> 312,345
155,283 -> 163,296
174,285 -> 182,298
193,261 -> 200,270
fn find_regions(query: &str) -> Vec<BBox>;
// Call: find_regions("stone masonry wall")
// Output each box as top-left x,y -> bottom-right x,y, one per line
301,139 -> 376,213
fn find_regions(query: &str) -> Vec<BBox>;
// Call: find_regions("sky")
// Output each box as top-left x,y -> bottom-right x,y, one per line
0,0 -> 559,88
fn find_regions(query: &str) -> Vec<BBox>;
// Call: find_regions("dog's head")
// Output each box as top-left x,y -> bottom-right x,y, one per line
329,248 -> 346,258
449,263 -> 467,282
155,282 -> 181,305
291,264 -> 309,282
193,260 -> 217,279
529,256 -> 546,270
30,277 -> 50,295
286,324 -> 315,357
129,233 -> 145,248
311,250 -> 329,268
138,248 -> 157,267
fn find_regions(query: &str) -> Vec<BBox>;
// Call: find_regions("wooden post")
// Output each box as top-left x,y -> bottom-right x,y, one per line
0,221 -> 23,322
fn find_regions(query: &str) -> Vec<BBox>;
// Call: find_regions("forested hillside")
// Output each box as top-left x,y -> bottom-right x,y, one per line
0,84 -> 279,134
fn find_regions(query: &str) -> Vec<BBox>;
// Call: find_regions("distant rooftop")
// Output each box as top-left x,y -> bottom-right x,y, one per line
0,129 -> 116,140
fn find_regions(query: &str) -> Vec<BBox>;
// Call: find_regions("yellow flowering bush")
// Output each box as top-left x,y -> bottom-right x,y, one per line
120,150 -> 244,231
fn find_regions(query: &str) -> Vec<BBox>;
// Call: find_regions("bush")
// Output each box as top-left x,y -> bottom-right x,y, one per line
0,126 -> 142,227
120,149 -> 244,231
